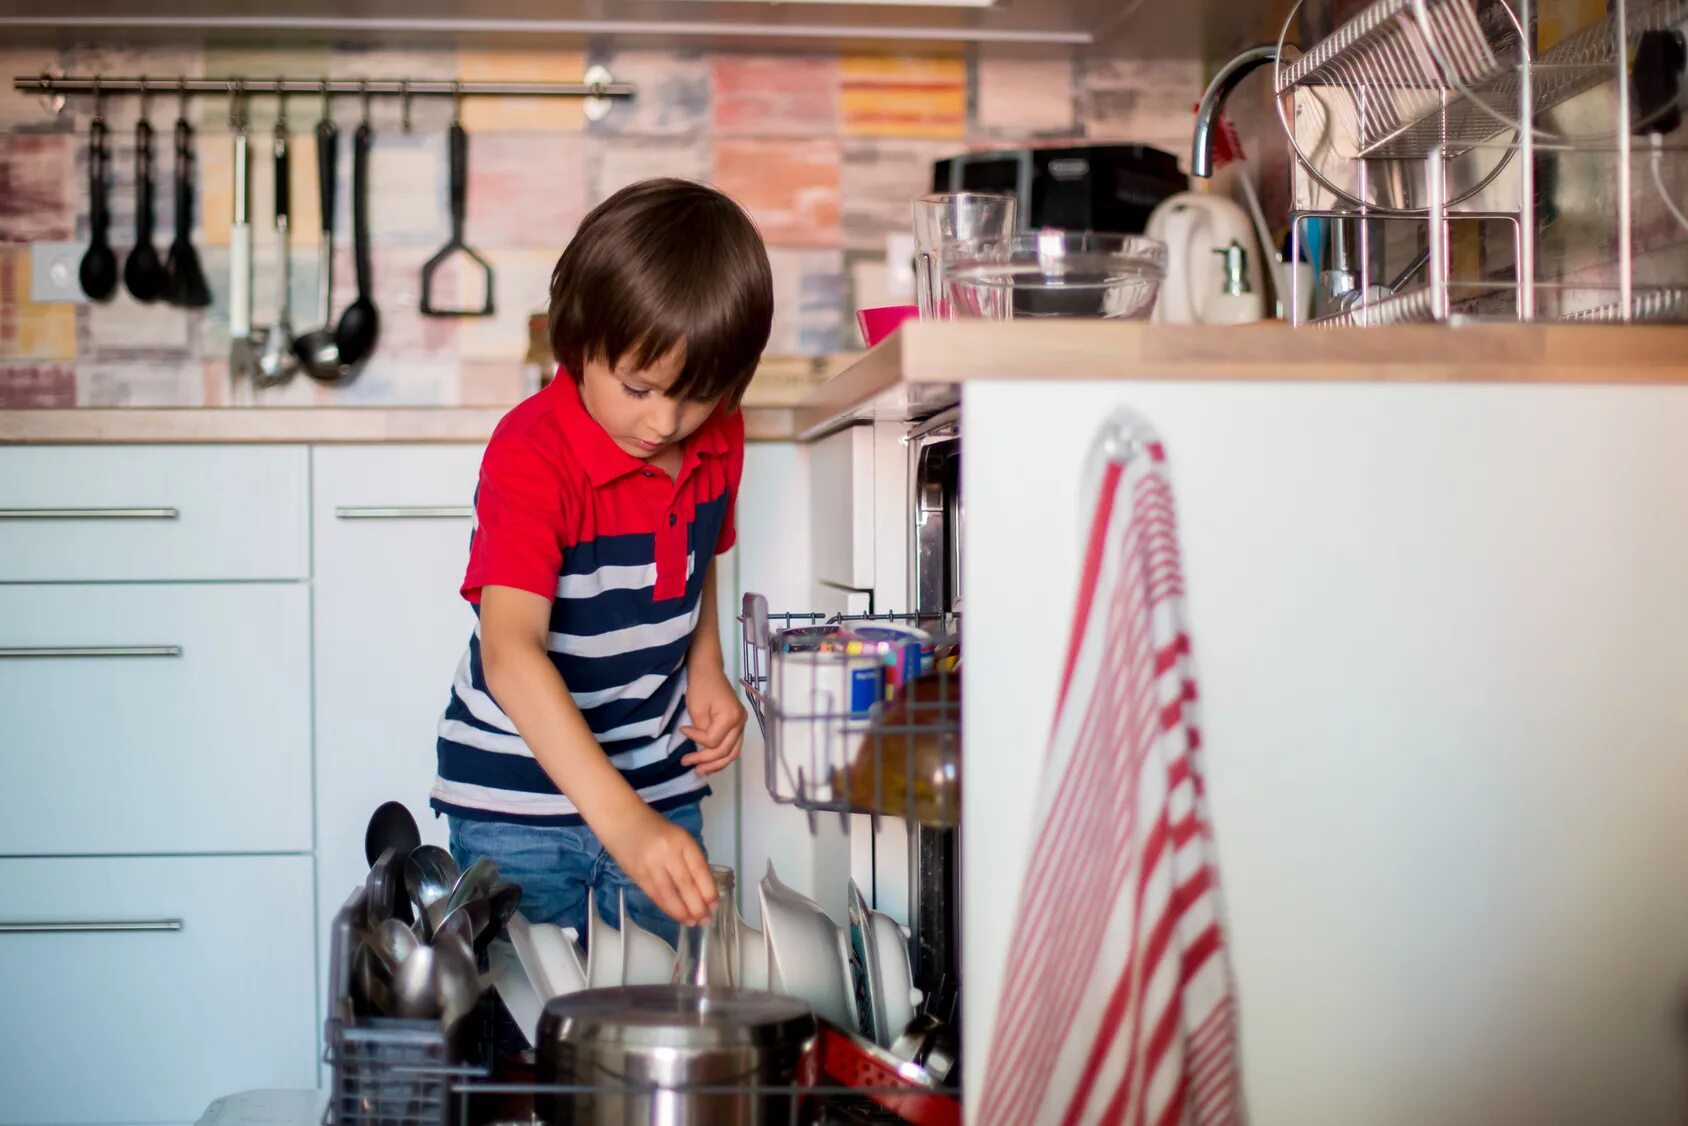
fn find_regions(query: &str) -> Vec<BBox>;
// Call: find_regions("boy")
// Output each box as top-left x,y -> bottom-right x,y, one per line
431,179 -> 771,946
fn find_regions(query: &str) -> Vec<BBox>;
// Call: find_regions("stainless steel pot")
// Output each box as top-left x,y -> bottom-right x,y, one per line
534,985 -> 817,1126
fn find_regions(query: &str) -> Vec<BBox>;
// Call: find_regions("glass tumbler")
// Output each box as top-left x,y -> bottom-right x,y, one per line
673,864 -> 740,990
912,192 -> 1017,319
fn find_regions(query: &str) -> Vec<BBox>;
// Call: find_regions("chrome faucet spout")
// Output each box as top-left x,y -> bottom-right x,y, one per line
1192,45 -> 1279,179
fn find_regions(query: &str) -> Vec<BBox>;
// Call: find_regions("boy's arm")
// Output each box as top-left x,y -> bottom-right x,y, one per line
680,559 -> 749,776
478,584 -> 717,926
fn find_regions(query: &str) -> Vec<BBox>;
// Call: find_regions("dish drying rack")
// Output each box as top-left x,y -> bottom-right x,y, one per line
738,593 -> 960,832
1273,0 -> 1688,325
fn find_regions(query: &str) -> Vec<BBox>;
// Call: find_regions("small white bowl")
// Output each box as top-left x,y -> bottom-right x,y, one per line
507,911 -> 588,1001
739,916 -> 769,991
760,861 -> 857,1029
584,889 -> 624,989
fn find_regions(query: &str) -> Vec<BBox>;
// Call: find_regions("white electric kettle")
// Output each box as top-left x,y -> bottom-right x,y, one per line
1145,192 -> 1266,324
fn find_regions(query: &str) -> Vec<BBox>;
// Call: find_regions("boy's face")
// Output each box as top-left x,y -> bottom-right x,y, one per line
579,344 -> 722,463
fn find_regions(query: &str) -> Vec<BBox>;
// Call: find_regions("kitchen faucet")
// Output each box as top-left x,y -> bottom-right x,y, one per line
1191,45 -> 1279,179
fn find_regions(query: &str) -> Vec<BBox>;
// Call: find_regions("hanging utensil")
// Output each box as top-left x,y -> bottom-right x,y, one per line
254,101 -> 298,386
164,83 -> 211,308
123,105 -> 166,303
420,89 -> 493,318
228,87 -> 260,386
333,93 -> 380,366
295,86 -> 352,382
78,87 -> 117,302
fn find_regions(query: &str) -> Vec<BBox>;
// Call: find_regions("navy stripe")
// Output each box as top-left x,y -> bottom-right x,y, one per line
548,577 -> 702,636
468,627 -> 690,697
559,529 -> 656,575
435,734 -> 697,794
431,786 -> 710,828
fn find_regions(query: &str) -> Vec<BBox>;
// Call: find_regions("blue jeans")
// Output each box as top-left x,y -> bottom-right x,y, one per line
447,802 -> 705,949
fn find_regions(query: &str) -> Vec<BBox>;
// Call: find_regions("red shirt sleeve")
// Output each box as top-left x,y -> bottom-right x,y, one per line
714,409 -> 745,556
461,424 -> 572,603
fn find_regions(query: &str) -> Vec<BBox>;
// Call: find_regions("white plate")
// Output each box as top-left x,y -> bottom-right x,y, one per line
760,861 -> 857,1029
585,889 -> 624,989
621,889 -> 678,985
486,939 -> 544,1047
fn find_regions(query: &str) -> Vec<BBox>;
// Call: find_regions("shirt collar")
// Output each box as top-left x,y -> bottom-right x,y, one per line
551,368 -> 733,488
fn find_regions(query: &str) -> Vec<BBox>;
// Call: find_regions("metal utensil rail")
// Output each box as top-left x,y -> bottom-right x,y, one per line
738,596 -> 961,832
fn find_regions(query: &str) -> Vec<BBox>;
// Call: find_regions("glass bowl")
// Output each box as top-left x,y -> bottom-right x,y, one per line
944,231 -> 1168,321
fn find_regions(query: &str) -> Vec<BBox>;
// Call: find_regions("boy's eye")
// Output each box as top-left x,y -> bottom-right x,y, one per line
620,382 -> 652,400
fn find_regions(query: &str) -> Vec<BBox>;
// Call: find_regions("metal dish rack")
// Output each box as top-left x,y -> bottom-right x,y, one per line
737,594 -> 960,831
322,887 -> 961,1126
1274,0 -> 1688,325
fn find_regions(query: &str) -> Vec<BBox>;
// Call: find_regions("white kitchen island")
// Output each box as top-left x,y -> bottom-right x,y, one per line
804,320 -> 1688,1124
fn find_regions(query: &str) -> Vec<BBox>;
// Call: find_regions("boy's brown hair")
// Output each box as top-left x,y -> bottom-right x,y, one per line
549,178 -> 773,408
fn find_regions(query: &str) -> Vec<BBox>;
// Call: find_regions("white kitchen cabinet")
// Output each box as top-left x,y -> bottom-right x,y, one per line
0,582 -> 311,855
311,446 -> 484,967
0,854 -> 317,1126
0,446 -> 308,582
809,425 -> 876,601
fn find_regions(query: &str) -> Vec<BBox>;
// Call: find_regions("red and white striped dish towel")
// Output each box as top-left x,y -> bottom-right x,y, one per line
978,411 -> 1243,1126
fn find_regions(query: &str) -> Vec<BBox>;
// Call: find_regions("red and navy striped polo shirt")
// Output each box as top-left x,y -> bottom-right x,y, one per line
431,374 -> 742,826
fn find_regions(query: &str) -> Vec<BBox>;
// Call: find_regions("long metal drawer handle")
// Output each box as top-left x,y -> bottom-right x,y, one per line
335,506 -> 473,520
0,507 -> 179,520
0,919 -> 184,934
0,646 -> 183,659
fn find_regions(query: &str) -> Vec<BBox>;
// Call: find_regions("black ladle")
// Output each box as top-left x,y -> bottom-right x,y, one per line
332,120 -> 379,366
78,116 -> 117,302
123,117 -> 166,303
296,116 -> 352,382
164,115 -> 211,307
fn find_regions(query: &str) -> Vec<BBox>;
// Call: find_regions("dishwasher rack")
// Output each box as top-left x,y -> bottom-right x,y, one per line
323,889 -> 961,1126
738,593 -> 960,831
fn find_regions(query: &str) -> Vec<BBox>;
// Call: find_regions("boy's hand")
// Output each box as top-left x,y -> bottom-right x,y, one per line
681,664 -> 748,776
598,802 -> 718,926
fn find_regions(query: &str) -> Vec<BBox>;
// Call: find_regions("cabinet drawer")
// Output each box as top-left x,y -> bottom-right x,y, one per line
0,855 -> 317,1125
0,446 -> 308,582
0,584 -> 311,855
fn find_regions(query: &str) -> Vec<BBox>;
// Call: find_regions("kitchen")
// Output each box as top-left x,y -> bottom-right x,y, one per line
3,0 -> 1688,1122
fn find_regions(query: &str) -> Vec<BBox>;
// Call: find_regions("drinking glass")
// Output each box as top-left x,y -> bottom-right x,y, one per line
673,865 -> 740,990
912,193 -> 1017,319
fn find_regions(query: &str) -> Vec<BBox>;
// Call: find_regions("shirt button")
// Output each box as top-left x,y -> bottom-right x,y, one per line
668,513 -> 678,527
643,470 -> 655,478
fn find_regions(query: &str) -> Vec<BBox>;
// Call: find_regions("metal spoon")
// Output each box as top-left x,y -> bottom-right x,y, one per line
253,111 -> 297,387
424,856 -> 499,943
363,847 -> 407,929
433,897 -> 487,951
363,801 -> 420,867
391,944 -> 439,1020
433,931 -> 482,1032
404,845 -> 460,921
371,916 -> 422,974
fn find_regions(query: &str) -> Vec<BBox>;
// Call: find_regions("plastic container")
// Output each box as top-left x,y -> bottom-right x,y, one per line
945,232 -> 1167,321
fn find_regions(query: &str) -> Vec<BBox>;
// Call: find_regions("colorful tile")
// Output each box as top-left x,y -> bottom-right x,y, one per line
458,247 -> 559,363
460,360 -> 527,405
55,45 -> 207,130
586,48 -> 711,137
75,360 -> 203,406
81,286 -> 196,359
366,130 -> 451,247
841,138 -> 951,251
0,133 -> 77,243
713,138 -> 842,248
713,53 -> 840,137
766,247 -> 845,355
319,355 -> 460,405
972,50 -> 1078,139
458,48 -> 589,133
203,46 -> 335,132
328,46 -> 461,136
0,362 -> 75,407
590,137 -> 711,205
464,130 -> 590,248
840,55 -> 966,139
1078,58 -> 1202,151
0,249 -> 77,360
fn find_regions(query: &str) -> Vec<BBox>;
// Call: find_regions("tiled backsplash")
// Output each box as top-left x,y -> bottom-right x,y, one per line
0,43 -> 1202,408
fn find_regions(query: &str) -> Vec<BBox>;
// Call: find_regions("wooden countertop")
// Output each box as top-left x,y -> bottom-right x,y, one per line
791,320 -> 1688,437
0,405 -> 800,445
7,323 -> 1687,445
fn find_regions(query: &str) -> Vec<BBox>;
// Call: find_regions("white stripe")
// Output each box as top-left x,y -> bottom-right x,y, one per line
438,718 -> 531,757
430,770 -> 705,817
548,602 -> 701,658
556,553 -> 695,599
607,721 -> 693,770
597,672 -> 687,743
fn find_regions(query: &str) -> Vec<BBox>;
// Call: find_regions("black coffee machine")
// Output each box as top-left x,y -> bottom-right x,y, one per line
931,143 -> 1187,235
